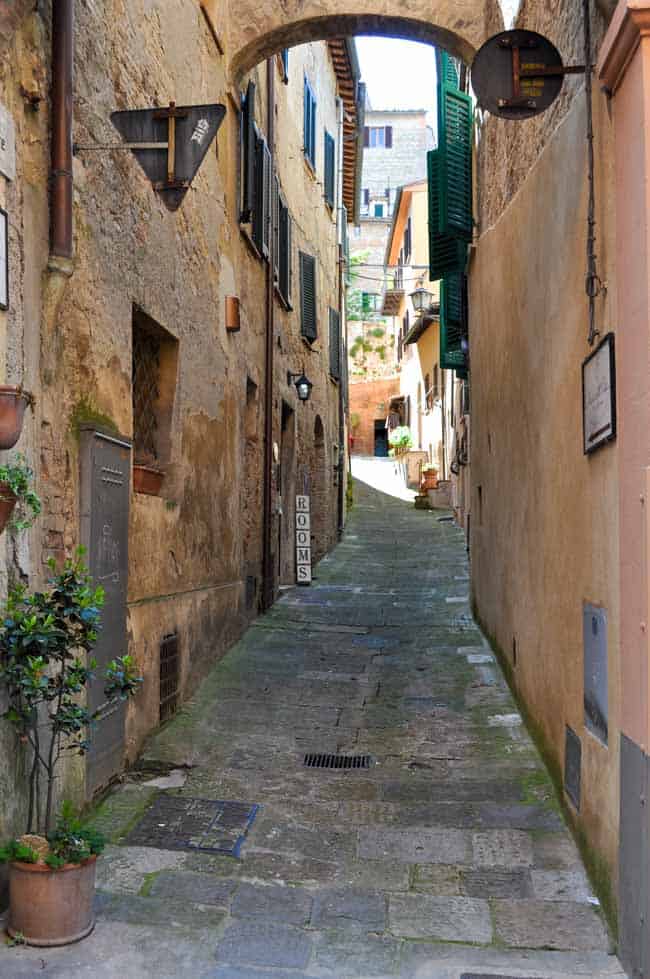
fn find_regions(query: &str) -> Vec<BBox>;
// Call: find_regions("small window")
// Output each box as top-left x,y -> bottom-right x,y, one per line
132,306 -> 179,469
280,48 -> 289,82
303,77 -> 317,169
329,308 -> 341,380
299,251 -> 317,341
374,203 -> 384,218
363,126 -> 393,149
324,131 -> 336,209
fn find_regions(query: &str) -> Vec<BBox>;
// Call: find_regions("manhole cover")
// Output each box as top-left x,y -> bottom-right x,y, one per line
124,794 -> 259,857
304,753 -> 371,770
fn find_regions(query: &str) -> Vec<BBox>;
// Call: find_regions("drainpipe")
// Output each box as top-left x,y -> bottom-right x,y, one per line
261,60 -> 276,610
336,97 -> 345,537
51,0 -> 74,259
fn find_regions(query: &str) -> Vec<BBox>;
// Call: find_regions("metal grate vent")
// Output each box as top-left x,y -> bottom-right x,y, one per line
304,753 -> 371,770
160,633 -> 180,723
564,725 -> 581,811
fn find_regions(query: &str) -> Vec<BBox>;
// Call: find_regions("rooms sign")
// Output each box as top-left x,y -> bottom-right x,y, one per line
296,495 -> 312,585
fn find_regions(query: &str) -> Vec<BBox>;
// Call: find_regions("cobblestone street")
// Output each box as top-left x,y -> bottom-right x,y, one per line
2,466 -> 625,978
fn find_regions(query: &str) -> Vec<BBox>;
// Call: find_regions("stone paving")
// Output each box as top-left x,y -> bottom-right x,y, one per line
1,464 -> 626,978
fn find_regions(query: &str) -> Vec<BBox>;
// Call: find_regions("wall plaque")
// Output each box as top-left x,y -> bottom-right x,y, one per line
0,208 -> 7,310
582,332 -> 616,454
0,104 -> 15,181
296,494 -> 312,585
583,602 -> 608,744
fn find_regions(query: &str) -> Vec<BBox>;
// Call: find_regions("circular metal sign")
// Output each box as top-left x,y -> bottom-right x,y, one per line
471,29 -> 565,120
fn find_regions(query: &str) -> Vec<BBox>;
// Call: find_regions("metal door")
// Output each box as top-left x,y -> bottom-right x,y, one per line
79,428 -> 131,797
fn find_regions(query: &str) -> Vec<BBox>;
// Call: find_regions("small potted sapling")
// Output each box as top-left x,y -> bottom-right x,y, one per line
0,454 -> 41,534
0,551 -> 141,946
421,463 -> 439,491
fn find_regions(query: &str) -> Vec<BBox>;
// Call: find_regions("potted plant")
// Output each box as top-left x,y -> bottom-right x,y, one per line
388,425 -> 413,457
0,552 -> 141,945
133,453 -> 165,496
0,386 -> 34,450
0,454 -> 41,533
421,463 -> 439,491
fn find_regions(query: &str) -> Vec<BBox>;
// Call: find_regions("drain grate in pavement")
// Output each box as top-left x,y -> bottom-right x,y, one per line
461,974 -> 538,979
124,794 -> 259,857
304,753 -> 371,770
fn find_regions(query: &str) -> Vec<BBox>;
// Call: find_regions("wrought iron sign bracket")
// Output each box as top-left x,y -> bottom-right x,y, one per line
497,37 -> 587,112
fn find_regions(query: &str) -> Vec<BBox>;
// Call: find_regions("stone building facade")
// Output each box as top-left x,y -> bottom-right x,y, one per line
0,3 -> 362,844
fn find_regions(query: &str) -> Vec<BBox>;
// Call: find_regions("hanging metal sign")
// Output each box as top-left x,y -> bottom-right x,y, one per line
582,332 -> 616,454
295,495 -> 312,585
110,102 -> 226,210
471,30 -> 584,120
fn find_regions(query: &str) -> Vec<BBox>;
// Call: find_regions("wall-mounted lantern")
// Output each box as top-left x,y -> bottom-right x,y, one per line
287,370 -> 313,403
410,285 -> 435,314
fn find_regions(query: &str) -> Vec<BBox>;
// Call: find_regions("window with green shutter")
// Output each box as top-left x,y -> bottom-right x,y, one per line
240,81 -> 256,223
428,149 -> 467,280
299,252 -> 317,341
324,131 -> 336,209
329,308 -> 341,380
303,77 -> 317,169
278,194 -> 292,308
252,134 -> 271,258
440,272 -> 468,371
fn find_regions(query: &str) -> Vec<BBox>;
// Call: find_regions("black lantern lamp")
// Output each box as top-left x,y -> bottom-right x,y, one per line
288,369 -> 313,402
410,285 -> 435,314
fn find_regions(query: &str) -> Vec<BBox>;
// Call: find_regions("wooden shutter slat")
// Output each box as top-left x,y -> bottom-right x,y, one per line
427,149 -> 467,281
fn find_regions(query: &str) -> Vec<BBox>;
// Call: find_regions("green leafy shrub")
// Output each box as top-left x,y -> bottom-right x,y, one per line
0,455 -> 41,530
388,426 -> 413,450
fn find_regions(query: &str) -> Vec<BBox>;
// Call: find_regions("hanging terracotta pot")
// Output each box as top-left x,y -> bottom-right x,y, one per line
0,481 -> 17,532
133,463 -> 164,496
0,386 -> 32,450
7,856 -> 97,946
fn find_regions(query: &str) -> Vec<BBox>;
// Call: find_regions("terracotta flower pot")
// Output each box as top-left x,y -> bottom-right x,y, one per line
133,463 -> 164,496
7,856 -> 97,946
0,482 -> 17,532
422,469 -> 438,491
0,386 -> 31,450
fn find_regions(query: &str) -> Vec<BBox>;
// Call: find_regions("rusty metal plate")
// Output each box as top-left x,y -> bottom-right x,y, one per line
125,795 -> 260,857
471,30 -> 565,120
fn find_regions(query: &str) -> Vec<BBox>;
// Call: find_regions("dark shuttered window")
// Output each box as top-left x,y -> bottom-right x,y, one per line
280,49 -> 289,82
303,77 -> 317,169
272,172 -> 280,281
252,135 -> 272,258
440,272 -> 468,371
278,194 -> 292,308
324,131 -> 336,209
299,251 -> 317,342
241,81 -> 256,223
329,308 -> 341,380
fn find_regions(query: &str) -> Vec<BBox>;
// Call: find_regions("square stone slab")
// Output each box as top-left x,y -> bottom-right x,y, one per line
389,893 -> 493,943
215,921 -> 312,969
311,888 -> 387,931
472,830 -> 534,868
148,871 -> 237,906
358,827 -> 471,864
493,899 -> 610,951
230,882 -> 313,924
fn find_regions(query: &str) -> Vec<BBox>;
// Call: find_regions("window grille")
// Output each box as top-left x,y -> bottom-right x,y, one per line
160,634 -> 180,723
132,325 -> 161,463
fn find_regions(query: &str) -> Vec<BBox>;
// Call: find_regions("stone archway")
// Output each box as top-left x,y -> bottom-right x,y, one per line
225,1 -> 503,82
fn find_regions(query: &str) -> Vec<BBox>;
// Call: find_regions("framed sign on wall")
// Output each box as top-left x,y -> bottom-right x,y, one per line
0,208 -> 7,311
582,332 -> 616,454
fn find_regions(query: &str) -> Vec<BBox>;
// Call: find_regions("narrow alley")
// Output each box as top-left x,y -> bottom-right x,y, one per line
2,465 -> 623,978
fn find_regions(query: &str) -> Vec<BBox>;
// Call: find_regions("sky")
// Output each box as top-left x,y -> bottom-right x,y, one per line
355,37 -> 437,115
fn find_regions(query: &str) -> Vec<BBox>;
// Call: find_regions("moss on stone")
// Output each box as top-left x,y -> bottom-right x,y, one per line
139,870 -> 162,897
473,606 -> 619,942
70,397 -> 119,441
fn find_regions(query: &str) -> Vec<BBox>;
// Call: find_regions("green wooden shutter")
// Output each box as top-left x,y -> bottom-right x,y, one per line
438,84 -> 473,241
252,136 -> 271,258
440,273 -> 468,371
324,131 -> 335,208
300,252 -> 317,341
436,49 -> 460,88
329,308 -> 340,379
428,150 -> 466,280
279,195 -> 292,308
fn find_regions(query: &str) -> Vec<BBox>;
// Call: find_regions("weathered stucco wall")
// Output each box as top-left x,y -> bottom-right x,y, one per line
471,73 -> 619,906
